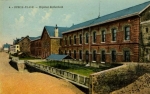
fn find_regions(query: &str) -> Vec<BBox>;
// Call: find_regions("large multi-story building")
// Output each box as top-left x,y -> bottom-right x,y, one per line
60,1 -> 150,63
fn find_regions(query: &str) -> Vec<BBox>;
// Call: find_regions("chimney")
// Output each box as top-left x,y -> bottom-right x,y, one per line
54,24 -> 59,37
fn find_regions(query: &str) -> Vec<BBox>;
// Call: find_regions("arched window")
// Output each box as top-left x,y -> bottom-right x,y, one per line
101,30 -> 106,42
112,28 -> 117,41
85,33 -> 89,43
79,50 -> 82,59
125,26 -> 130,40
74,50 -> 76,59
79,34 -> 82,44
93,50 -> 96,61
93,32 -> 96,43
74,35 -> 76,44
101,50 -> 105,62
111,50 -> 116,62
69,36 -> 71,45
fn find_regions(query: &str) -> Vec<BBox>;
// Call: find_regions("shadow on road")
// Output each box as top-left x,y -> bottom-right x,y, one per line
9,61 -> 19,71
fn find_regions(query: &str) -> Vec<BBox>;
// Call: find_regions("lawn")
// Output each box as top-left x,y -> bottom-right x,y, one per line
19,57 -> 40,60
36,61 -> 121,77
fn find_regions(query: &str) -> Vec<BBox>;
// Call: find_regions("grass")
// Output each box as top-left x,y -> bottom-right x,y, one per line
36,61 -> 121,77
19,57 -> 40,60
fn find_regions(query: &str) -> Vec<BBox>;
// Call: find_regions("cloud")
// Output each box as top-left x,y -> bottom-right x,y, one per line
15,15 -> 25,24
39,9 -> 53,23
28,8 -> 38,17
62,14 -> 71,22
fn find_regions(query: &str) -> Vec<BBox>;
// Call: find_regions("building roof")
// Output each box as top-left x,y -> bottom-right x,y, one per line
63,1 -> 150,34
13,38 -> 21,45
46,54 -> 73,61
29,36 -> 41,41
3,43 -> 10,48
44,26 -> 68,37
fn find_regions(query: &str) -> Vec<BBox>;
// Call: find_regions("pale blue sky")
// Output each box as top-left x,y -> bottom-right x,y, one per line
0,0 -> 150,47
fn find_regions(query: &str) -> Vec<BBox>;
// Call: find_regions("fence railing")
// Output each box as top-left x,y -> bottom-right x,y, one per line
25,60 -> 89,88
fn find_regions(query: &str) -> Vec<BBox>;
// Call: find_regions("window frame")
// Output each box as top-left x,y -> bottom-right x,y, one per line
74,35 -> 76,44
101,30 -> 106,42
101,50 -> 105,62
79,50 -> 82,59
93,32 -> 96,43
112,28 -> 117,41
74,50 -> 76,59
79,34 -> 82,44
124,26 -> 130,40
93,50 -> 96,61
85,33 -> 89,43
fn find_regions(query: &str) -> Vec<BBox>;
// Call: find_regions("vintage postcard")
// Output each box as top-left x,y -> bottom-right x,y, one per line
0,0 -> 150,94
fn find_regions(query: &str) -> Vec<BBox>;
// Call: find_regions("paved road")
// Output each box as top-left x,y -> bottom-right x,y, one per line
0,52 -> 84,94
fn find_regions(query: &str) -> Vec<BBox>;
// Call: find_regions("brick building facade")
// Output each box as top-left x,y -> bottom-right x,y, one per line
60,1 -> 150,63
30,36 -> 41,58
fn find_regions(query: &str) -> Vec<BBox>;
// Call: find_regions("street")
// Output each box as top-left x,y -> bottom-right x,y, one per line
0,52 -> 84,94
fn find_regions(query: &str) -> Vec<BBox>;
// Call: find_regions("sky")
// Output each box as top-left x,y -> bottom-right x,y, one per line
0,0 -> 150,47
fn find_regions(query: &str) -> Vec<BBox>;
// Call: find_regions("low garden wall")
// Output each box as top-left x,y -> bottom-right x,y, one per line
89,63 -> 150,94
25,60 -> 89,88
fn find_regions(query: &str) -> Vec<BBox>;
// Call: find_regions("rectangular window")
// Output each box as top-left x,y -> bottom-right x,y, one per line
93,32 -> 96,43
79,34 -> 82,44
74,50 -> 76,59
101,51 -> 105,62
125,26 -> 130,40
102,30 -> 106,42
93,50 -> 96,61
112,29 -> 116,41
79,50 -> 82,59
124,51 -> 130,62
112,51 -> 116,62
69,36 -> 71,45
74,35 -> 76,44
86,33 -> 89,43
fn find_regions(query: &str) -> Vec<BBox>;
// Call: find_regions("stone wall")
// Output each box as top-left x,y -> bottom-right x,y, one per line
51,38 -> 61,54
89,63 -> 150,94
25,60 -> 89,88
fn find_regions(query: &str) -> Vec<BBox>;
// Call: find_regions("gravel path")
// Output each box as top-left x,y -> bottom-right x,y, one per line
0,52 -> 85,94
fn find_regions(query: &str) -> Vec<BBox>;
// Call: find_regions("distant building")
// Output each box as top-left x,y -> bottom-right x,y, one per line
60,1 -> 150,63
18,36 -> 37,54
3,43 -> 10,52
30,36 -> 41,58
9,45 -> 20,54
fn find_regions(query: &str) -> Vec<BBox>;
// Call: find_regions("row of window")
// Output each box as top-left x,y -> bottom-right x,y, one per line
64,26 -> 130,45
65,50 -> 130,62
